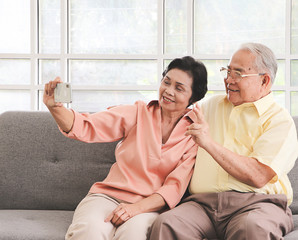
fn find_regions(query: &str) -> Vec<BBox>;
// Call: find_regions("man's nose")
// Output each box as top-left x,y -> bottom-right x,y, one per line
225,74 -> 236,84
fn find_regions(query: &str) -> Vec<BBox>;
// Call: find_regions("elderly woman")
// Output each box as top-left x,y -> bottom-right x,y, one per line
43,56 -> 208,240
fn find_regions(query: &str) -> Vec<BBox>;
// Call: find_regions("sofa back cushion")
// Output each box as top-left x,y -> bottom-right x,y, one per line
1,111 -> 298,213
289,116 -> 298,214
0,111 -> 116,210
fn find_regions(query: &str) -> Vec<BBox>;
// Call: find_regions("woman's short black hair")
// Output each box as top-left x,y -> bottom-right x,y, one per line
162,56 -> 208,106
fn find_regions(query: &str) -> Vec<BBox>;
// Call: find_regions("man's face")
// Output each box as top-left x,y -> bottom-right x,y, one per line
225,49 -> 268,106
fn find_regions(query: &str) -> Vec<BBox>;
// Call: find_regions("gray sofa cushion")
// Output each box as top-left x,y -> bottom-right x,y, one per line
288,116 -> 298,215
0,210 -> 73,240
285,215 -> 298,239
0,111 -> 117,210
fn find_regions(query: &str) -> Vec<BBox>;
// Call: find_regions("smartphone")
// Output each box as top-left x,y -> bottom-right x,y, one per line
54,83 -> 72,103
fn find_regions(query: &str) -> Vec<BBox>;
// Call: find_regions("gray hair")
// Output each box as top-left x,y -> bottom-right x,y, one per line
238,42 -> 278,84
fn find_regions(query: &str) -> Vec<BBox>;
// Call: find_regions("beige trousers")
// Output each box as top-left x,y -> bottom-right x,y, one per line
149,191 -> 293,240
65,194 -> 159,240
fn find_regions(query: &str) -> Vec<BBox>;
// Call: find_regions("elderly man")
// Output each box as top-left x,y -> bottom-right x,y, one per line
148,43 -> 298,240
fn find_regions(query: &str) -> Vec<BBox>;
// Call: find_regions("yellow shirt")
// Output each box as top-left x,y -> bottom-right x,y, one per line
189,93 -> 298,204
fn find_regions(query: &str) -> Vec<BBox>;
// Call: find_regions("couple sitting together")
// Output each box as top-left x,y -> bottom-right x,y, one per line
43,42 -> 298,240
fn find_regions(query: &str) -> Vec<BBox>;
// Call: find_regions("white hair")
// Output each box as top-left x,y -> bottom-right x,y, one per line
238,42 -> 278,84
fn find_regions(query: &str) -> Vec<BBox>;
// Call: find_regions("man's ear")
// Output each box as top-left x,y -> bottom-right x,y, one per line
262,74 -> 271,88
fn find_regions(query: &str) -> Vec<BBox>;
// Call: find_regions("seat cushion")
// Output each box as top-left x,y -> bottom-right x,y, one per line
284,214 -> 298,239
0,210 -> 73,240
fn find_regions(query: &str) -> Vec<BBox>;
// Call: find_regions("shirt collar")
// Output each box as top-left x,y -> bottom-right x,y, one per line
148,100 -> 195,122
185,110 -> 196,122
252,92 -> 275,116
222,92 -> 274,116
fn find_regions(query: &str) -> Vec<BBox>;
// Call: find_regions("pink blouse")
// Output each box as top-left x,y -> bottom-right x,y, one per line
62,100 -> 198,208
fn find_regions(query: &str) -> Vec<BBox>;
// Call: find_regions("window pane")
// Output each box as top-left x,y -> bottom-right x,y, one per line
194,0 -> 285,55
201,60 -> 229,87
165,0 -> 187,54
70,60 -> 157,86
291,60 -> 298,86
274,60 -> 285,86
71,91 -> 157,112
69,0 -> 158,54
38,91 -> 46,111
0,90 -> 30,113
0,59 -> 30,84
272,91 -> 285,108
292,0 -> 298,53
0,0 -> 30,53
291,92 -> 298,115
39,0 -> 60,53
39,59 -> 61,84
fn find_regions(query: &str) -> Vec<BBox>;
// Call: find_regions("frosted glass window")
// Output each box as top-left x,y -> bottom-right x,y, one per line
69,0 -> 158,54
292,0 -> 298,53
0,0 -> 30,53
0,1 -> 297,116
291,60 -> 298,86
39,0 -> 60,53
71,91 -> 157,112
201,60 -> 229,87
194,0 -> 285,55
274,60 -> 285,86
0,90 -> 30,113
272,91 -> 285,108
38,91 -> 46,111
291,92 -> 298,115
165,0 -> 187,54
39,59 -> 61,84
70,60 -> 157,86
0,59 -> 30,85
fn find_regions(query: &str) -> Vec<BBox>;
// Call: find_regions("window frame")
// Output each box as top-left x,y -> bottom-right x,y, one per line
0,0 -> 297,114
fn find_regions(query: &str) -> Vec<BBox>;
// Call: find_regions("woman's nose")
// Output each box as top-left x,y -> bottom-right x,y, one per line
165,88 -> 174,96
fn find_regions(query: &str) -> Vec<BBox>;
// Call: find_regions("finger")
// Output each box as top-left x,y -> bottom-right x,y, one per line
111,209 -> 126,225
56,102 -> 63,107
53,76 -> 62,85
104,205 -> 124,223
104,207 -> 123,223
192,106 -> 205,124
48,77 -> 62,89
44,83 -> 49,95
114,212 -> 130,227
188,123 -> 200,130
185,129 -> 200,137
104,211 -> 114,223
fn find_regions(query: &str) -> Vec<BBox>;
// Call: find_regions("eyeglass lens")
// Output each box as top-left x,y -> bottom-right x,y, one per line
221,69 -> 241,81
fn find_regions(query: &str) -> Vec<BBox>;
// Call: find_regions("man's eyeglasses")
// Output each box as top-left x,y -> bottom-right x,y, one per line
220,67 -> 265,82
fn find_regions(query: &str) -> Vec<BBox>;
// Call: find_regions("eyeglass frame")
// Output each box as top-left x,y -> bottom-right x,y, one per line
220,67 -> 266,82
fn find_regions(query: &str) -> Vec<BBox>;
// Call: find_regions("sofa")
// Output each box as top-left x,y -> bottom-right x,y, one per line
0,111 -> 298,240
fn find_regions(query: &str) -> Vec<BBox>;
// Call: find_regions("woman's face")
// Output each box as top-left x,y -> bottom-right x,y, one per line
159,68 -> 193,114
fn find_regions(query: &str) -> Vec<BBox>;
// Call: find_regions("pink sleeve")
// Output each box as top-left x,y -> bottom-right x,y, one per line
61,104 -> 139,143
156,143 -> 198,209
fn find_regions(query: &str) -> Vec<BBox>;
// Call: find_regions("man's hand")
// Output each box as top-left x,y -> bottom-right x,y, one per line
185,105 -> 212,148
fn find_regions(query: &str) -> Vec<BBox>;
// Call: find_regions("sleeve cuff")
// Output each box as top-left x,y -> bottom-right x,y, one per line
156,185 -> 181,209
